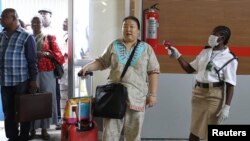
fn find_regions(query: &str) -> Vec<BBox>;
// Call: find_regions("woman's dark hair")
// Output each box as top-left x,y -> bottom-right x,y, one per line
19,19 -> 25,28
123,16 -> 140,30
214,25 -> 231,45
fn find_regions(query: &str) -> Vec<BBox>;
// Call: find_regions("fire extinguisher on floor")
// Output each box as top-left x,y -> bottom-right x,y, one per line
143,3 -> 159,50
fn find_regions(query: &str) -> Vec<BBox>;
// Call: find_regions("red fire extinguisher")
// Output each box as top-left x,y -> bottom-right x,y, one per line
143,3 -> 159,50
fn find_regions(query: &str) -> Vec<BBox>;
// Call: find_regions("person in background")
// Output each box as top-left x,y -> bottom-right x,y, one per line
0,8 -> 38,141
38,8 -> 53,34
57,17 -> 69,130
78,16 -> 160,141
18,19 -> 31,32
29,15 -> 65,140
62,18 -> 68,48
38,8 -> 62,129
18,19 -> 25,28
38,8 -> 61,40
165,25 -> 238,141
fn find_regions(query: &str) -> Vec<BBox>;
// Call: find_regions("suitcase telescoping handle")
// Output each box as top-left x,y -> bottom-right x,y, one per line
77,71 -> 93,77
77,71 -> 94,131
77,71 -> 93,97
77,71 -> 93,98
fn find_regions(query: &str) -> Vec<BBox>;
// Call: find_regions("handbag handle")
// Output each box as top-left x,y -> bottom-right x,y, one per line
120,40 -> 141,80
47,35 -> 58,63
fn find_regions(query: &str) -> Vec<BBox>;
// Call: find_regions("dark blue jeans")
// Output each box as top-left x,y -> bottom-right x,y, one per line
1,80 -> 30,141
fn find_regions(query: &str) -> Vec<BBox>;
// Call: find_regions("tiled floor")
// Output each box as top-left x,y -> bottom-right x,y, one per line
0,121 -> 189,141
0,121 -> 7,141
0,122 -> 61,141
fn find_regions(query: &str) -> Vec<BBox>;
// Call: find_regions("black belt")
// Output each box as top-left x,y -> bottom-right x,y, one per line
196,81 -> 224,88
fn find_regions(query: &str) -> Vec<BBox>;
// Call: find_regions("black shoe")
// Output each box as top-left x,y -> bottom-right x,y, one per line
18,135 -> 30,141
55,124 -> 62,130
8,139 -> 18,141
29,129 -> 36,140
41,129 -> 50,140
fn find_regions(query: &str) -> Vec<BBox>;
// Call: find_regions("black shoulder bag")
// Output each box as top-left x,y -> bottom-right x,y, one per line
93,40 -> 141,119
47,35 -> 64,79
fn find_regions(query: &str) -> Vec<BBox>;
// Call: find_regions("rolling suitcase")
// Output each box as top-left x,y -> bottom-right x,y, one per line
61,72 -> 98,141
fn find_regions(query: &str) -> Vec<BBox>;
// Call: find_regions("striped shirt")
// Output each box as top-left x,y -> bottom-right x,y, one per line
0,26 -> 38,86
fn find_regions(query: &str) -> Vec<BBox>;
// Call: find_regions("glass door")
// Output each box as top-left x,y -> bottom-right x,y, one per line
69,0 -> 128,97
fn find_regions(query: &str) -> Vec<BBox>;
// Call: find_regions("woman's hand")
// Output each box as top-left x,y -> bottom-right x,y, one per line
78,66 -> 89,77
146,95 -> 157,108
37,51 -> 52,58
43,51 -> 53,59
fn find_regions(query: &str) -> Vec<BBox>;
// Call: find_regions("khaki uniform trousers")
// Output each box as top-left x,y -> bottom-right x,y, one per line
190,86 -> 224,139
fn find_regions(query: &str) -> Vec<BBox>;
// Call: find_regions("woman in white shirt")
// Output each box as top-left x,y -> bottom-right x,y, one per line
165,25 -> 238,141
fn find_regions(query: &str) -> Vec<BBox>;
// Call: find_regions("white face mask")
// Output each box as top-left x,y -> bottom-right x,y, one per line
208,35 -> 219,48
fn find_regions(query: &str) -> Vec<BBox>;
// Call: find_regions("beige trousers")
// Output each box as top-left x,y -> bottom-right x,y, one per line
102,108 -> 145,141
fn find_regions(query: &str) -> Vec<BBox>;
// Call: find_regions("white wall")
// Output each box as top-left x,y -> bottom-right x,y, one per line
1,0 -> 67,29
141,74 -> 250,139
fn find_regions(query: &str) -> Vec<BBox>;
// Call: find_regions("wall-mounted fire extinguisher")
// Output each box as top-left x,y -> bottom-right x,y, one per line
143,3 -> 159,50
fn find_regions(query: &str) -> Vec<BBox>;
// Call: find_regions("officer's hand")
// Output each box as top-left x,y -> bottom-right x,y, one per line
216,105 -> 230,124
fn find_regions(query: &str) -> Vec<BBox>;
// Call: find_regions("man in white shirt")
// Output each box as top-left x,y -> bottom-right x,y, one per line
38,8 -> 53,34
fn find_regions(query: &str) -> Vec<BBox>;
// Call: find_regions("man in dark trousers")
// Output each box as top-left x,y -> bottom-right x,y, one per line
0,8 -> 38,141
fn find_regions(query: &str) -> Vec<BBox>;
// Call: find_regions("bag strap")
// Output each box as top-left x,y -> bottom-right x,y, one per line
47,35 -> 52,50
120,40 -> 141,80
47,35 -> 58,63
214,51 -> 238,82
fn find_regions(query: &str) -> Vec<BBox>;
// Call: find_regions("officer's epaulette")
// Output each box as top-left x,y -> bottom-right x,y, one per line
229,51 -> 238,61
204,45 -> 212,49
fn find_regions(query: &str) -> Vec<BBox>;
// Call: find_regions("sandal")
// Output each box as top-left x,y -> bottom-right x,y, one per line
41,129 -> 50,140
